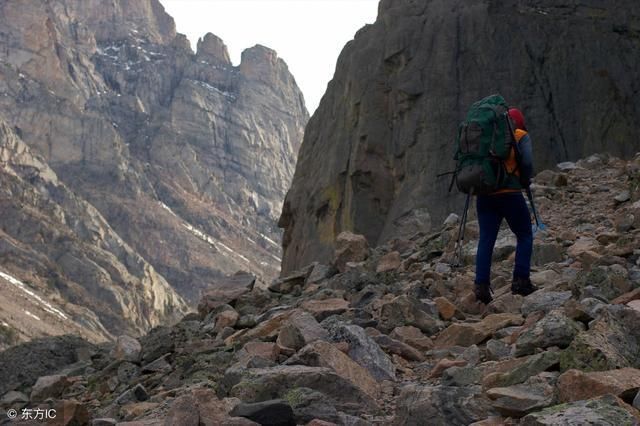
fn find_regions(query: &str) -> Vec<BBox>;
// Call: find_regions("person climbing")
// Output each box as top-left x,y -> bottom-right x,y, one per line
473,107 -> 538,304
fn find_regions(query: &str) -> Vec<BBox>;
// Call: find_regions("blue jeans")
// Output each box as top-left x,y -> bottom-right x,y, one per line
475,192 -> 533,285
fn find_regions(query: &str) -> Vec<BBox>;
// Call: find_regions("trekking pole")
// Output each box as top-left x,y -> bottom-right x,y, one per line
525,186 -> 546,234
454,192 -> 471,266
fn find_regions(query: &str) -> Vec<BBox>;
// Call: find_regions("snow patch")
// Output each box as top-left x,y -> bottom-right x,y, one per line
0,271 -> 69,321
189,79 -> 236,100
159,202 -> 255,266
24,310 -> 41,321
258,232 -> 279,248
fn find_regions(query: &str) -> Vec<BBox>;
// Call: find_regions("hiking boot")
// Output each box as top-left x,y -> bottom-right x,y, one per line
511,276 -> 538,296
474,283 -> 493,304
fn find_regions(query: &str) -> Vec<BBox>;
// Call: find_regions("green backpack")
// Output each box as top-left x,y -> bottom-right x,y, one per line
453,94 -> 518,194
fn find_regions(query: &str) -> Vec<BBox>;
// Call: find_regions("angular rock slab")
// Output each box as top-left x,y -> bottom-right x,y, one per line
434,314 -> 523,348
392,385 -> 491,426
198,272 -> 256,315
557,368 -> 640,403
515,310 -> 584,356
222,365 -> 378,415
379,295 -> 444,335
486,373 -> 557,418
520,395 -> 639,425
560,305 -> 640,372
520,291 -> 572,316
330,323 -> 396,381
284,341 -> 380,399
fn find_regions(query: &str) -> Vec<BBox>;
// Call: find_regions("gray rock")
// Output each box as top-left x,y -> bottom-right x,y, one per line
269,268 -> 309,294
441,366 -> 482,386
329,323 -> 396,381
488,351 -> 560,388
282,387 -> 341,424
30,375 -> 69,402
520,394 -> 637,425
0,335 -> 95,396
560,305 -> 640,371
371,334 -> 425,362
115,384 -> 148,405
0,390 -> 28,408
521,291 -> 573,316
443,213 -> 459,226
515,310 -> 584,356
393,385 -> 491,426
378,295 -> 443,335
614,190 -> 631,203
141,354 -> 172,374
306,263 -> 334,285
486,339 -> 513,361
634,389 -> 640,410
222,365 -> 378,415
333,232 -> 370,273
571,266 -> 632,302
110,335 -> 142,363
557,162 -> 577,171
533,243 -> 565,266
116,362 -> 141,384
487,373 -> 557,418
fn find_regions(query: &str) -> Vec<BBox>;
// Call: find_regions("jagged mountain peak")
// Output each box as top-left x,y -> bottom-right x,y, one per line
196,32 -> 231,65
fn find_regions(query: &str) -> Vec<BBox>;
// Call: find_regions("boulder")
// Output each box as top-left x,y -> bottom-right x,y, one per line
371,334 -> 425,362
389,326 -> 433,351
515,310 -> 584,356
110,335 -> 143,363
520,395 -> 639,425
557,368 -> 640,403
284,341 -> 379,399
486,373 -> 557,418
30,374 -> 69,402
434,314 -> 523,348
328,323 -> 396,381
300,299 -> 349,322
393,385 -> 491,426
333,232 -> 369,273
378,295 -> 443,335
376,251 -> 402,273
276,311 -> 329,351
198,273 -> 256,316
483,351 -> 560,389
521,291 -> 573,316
222,365 -> 378,415
560,305 -> 640,371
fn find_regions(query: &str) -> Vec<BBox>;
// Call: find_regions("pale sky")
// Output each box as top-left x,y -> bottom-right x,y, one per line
162,0 -> 380,114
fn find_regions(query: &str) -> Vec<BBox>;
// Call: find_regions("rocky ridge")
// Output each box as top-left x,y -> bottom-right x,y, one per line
0,0 -> 308,342
0,121 -> 187,348
2,152 -> 640,424
280,0 -> 640,274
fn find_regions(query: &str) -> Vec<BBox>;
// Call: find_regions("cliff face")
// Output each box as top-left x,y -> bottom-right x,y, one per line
279,0 -> 640,273
0,0 -> 308,342
0,121 -> 188,347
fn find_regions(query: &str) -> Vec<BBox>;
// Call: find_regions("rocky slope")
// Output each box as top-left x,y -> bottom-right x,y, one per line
0,120 -> 188,350
0,0 -> 307,341
280,0 -> 640,273
2,153 -> 639,424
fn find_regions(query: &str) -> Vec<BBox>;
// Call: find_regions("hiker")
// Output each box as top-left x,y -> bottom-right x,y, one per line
473,108 -> 537,304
